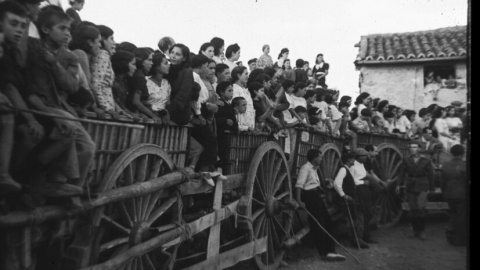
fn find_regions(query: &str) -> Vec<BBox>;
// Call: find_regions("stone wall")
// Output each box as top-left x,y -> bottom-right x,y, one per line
359,61 -> 467,111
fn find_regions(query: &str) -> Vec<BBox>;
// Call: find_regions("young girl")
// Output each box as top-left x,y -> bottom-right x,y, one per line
283,59 -> 296,82
231,66 -> 255,130
146,53 -> 171,124
66,0 -> 84,26
199,42 -> 215,59
445,106 -> 463,141
371,116 -> 386,134
274,48 -> 289,70
111,51 -> 140,120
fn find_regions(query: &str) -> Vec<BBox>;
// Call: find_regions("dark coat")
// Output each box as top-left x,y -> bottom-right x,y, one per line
166,67 -> 193,125
215,97 -> 238,133
440,157 -> 466,199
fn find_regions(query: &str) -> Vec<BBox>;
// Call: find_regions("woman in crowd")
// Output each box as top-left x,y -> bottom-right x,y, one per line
257,44 -> 273,69
210,37 -> 225,64
199,42 -> 215,59
165,44 -> 194,125
312,53 -> 329,88
146,53 -> 171,124
274,48 -> 289,70
90,24 -> 119,118
325,93 -> 342,136
66,0 -> 84,28
354,92 -> 371,117
231,66 -> 255,130
431,107 -> 459,150
111,51 -> 139,120
340,95 -> 352,107
394,107 -> 410,137
283,59 -> 296,82
445,106 -> 463,141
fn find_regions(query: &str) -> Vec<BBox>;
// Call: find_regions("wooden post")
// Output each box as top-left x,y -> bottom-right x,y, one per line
206,178 -> 224,270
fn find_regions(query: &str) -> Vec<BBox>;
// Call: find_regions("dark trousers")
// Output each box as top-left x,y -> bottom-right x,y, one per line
302,189 -> 335,256
407,191 -> 427,232
191,125 -> 218,171
342,198 -> 364,243
447,198 -> 467,246
356,185 -> 372,240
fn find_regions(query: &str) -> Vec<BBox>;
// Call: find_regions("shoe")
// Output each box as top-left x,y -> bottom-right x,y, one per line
324,253 -> 346,262
0,174 -> 22,195
352,239 -> 370,249
210,170 -> 227,181
202,173 -> 215,187
279,260 -> 289,267
418,231 -> 427,240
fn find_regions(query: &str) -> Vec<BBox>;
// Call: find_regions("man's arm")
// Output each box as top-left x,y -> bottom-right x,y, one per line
333,167 -> 346,197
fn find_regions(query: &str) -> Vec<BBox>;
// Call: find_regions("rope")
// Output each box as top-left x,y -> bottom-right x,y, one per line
301,206 -> 362,264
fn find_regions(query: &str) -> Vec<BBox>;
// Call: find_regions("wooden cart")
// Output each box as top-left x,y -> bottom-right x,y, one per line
0,116 -> 299,270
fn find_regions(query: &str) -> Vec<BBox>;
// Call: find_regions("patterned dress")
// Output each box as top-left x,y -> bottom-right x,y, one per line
91,49 -> 115,111
146,78 -> 171,112
257,54 -> 273,69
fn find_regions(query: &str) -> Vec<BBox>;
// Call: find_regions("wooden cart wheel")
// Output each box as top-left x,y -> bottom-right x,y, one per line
88,144 -> 181,270
371,143 -> 404,227
244,141 -> 293,270
317,143 -> 343,220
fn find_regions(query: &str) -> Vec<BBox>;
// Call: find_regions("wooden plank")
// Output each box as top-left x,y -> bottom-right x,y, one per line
206,179 -> 224,270
401,202 -> 449,211
181,237 -> 267,270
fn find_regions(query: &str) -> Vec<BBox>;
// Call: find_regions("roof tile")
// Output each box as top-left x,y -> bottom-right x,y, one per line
355,26 -> 467,63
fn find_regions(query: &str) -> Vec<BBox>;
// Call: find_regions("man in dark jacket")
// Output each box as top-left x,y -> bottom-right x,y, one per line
215,81 -> 237,169
440,144 -> 467,246
397,141 -> 435,240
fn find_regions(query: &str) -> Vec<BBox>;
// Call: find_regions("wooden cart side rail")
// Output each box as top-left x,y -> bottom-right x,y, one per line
82,200 -> 240,270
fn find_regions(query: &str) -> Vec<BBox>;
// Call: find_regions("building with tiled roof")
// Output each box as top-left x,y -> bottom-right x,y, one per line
354,26 -> 468,110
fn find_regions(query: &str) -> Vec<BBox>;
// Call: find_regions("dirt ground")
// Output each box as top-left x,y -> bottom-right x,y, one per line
231,214 -> 468,270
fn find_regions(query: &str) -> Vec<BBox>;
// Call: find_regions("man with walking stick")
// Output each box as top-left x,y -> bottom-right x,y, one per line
333,153 -> 370,249
396,141 -> 435,240
295,149 -> 346,262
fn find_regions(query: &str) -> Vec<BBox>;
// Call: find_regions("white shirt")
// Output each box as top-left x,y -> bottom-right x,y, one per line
312,100 -> 328,119
193,72 -> 209,114
333,166 -> 353,197
28,22 -> 40,38
357,104 -> 367,115
329,104 -> 342,121
146,78 -> 171,111
232,84 -> 255,130
236,112 -> 251,131
284,94 -> 307,124
295,162 -> 320,190
395,115 -> 411,133
224,59 -> 237,74
350,160 -> 367,185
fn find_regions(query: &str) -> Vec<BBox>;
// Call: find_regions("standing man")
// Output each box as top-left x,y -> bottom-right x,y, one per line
440,144 -> 467,246
296,149 -> 346,262
350,148 -> 377,246
397,141 -> 435,240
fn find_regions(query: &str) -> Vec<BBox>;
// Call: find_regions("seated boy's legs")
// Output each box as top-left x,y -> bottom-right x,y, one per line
0,94 -> 21,192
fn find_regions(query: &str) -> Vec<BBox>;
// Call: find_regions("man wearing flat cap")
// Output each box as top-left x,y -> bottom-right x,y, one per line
349,148 -> 376,248
396,140 -> 434,240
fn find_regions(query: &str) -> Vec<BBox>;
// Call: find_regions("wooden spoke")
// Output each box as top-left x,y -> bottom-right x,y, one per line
252,208 -> 265,222
146,196 -> 177,225
254,176 -> 267,201
118,201 -> 134,227
99,238 -> 129,252
252,197 -> 265,207
141,254 -> 155,270
275,191 -> 289,200
101,214 -> 131,234
272,216 -> 288,238
270,154 -> 284,188
272,171 -> 288,196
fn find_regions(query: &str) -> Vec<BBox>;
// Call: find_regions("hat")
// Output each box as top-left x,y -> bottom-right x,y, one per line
451,101 -> 463,107
352,148 -> 369,156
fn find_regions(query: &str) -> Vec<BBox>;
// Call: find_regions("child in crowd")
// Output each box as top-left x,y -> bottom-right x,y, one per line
304,90 -> 316,110
146,52 -> 172,124
232,96 -> 251,131
337,101 -> 358,149
352,108 -> 372,133
308,107 -> 329,133
111,51 -> 141,121
66,0 -> 84,28
370,116 -> 386,134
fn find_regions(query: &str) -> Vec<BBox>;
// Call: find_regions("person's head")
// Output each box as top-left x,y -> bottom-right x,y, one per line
408,141 -> 421,156
255,73 -> 272,90
308,106 -> 322,118
278,48 -> 289,60
426,103 -> 438,114
306,149 -> 322,165
340,95 -> 352,106
16,0 -> 42,21
37,8 -> 72,47
377,100 -> 389,113
248,58 -> 257,71
450,144 -> 464,157
215,63 -> 230,83
304,90 -> 316,104
69,0 -> 84,11
157,36 -> 175,53
198,42 -> 214,59
372,116 -> 384,127
206,58 -> 216,81
338,101 -> 350,114
303,60 -> 310,70
388,104 -> 397,115
226,43 -> 240,61
281,79 -> 295,94
405,110 -> 416,122
293,82 -> 307,97
0,1 -> 28,46
418,108 -> 431,121
111,51 -> 136,76
96,24 -> 115,54
383,111 -> 395,123
422,127 -> 434,140
372,98 -> 380,110
306,78 -> 316,90
248,82 -> 265,99
341,153 -> 356,167
262,44 -> 270,54
353,148 -> 369,163
445,106 -> 457,118
149,52 -> 169,77
360,108 -> 372,120
264,66 -> 275,78
116,41 -> 137,53
232,96 -> 247,114
283,59 -> 291,69
231,66 -> 248,85
364,144 -> 377,158
324,93 -> 334,105
169,43 -> 191,67
315,53 -> 324,64
355,92 -> 371,106
216,81 -> 233,101
210,37 -> 224,57
191,54 -> 209,76
69,25 -> 101,56
133,47 -> 153,74
295,106 -> 307,119
431,107 -> 445,119
295,58 -> 304,68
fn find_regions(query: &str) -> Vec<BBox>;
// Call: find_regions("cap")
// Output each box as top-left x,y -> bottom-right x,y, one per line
352,148 -> 369,156
451,101 -> 463,107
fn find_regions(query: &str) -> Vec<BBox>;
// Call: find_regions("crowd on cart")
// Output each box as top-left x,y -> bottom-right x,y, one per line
0,0 -> 468,262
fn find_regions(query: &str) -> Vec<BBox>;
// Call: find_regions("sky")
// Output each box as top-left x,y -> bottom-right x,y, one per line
58,0 -> 468,98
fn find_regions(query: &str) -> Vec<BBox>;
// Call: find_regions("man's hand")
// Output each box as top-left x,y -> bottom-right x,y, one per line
54,118 -> 75,137
343,195 -> 353,201
108,110 -> 121,120
92,107 -> 106,119
28,119 -> 45,142
215,100 -> 225,107
198,115 -> 207,126
363,180 -> 370,186
297,200 -> 306,209
226,119 -> 234,126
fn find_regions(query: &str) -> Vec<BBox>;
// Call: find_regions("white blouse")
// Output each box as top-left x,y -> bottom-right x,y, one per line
232,83 -> 255,130
146,78 -> 171,111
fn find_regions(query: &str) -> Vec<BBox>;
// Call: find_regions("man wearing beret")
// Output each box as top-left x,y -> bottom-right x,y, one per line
397,141 -> 435,240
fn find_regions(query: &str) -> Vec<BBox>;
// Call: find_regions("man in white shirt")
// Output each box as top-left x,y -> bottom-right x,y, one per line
192,55 -> 216,117
224,43 -> 240,74
296,149 -> 346,262
350,148 -> 377,245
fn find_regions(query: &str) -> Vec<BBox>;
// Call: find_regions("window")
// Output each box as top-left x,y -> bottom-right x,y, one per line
423,65 -> 456,89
